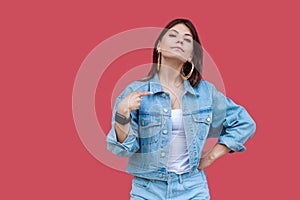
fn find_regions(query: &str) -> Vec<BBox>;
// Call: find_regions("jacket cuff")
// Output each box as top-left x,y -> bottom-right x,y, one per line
106,127 -> 138,157
218,137 -> 246,153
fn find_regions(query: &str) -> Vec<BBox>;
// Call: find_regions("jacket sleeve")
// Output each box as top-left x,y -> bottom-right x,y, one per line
209,83 -> 256,153
106,85 -> 140,157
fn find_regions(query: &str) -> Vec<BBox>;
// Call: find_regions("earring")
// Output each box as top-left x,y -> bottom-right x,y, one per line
157,48 -> 161,72
180,59 -> 194,80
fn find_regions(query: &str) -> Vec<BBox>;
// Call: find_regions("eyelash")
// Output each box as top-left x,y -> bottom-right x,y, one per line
168,34 -> 192,43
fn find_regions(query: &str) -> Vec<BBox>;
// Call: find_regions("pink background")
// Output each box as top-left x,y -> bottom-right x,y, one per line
1,0 -> 299,199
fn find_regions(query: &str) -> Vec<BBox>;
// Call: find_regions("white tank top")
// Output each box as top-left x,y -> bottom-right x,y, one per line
167,109 -> 190,174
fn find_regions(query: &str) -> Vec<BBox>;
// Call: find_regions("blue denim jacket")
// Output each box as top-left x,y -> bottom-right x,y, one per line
106,74 -> 256,181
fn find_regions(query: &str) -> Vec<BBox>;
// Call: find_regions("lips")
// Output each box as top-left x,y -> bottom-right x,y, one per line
171,46 -> 184,52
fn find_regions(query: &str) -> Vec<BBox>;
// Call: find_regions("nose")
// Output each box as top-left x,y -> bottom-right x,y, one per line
176,35 -> 184,44
177,40 -> 183,45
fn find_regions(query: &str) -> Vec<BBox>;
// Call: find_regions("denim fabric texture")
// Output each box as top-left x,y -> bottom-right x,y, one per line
106,73 -> 256,184
130,169 -> 210,200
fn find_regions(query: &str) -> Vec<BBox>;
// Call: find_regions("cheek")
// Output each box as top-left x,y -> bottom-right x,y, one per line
184,45 -> 194,56
161,38 -> 174,48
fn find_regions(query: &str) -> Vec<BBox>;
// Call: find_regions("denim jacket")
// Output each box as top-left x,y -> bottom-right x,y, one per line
106,74 -> 256,181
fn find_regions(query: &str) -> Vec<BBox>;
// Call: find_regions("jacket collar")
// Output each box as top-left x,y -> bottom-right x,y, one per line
149,73 -> 198,95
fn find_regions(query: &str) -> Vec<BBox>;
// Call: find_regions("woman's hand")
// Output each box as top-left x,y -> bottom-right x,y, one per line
115,91 -> 152,143
197,151 -> 216,170
198,144 -> 231,170
117,91 -> 153,117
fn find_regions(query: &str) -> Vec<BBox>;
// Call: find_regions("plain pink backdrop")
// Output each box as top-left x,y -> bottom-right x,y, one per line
1,0 -> 299,199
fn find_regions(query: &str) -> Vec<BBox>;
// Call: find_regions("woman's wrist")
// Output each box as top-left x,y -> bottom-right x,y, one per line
117,105 -> 131,117
208,144 -> 231,161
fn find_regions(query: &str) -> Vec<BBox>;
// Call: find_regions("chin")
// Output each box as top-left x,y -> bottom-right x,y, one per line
163,50 -> 186,63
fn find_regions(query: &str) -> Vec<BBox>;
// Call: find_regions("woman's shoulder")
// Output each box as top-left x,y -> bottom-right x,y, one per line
195,79 -> 218,93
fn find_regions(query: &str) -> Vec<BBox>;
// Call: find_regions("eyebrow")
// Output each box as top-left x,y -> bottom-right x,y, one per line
169,29 -> 192,37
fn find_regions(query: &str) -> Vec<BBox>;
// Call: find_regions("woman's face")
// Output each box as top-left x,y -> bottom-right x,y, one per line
158,23 -> 194,62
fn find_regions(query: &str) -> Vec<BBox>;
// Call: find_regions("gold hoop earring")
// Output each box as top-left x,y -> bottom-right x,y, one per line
180,60 -> 194,80
157,50 -> 161,72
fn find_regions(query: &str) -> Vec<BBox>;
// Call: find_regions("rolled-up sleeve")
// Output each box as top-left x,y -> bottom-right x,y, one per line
106,86 -> 140,157
219,97 -> 256,152
209,83 -> 256,153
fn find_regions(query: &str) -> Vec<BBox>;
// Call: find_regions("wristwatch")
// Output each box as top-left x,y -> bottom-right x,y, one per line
115,112 -> 131,125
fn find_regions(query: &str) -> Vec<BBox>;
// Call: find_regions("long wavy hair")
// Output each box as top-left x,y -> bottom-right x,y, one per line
143,18 -> 203,87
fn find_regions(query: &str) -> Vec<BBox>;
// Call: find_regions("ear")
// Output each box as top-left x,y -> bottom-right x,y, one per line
156,42 -> 161,52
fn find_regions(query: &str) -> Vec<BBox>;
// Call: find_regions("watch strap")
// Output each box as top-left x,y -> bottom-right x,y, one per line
115,112 -> 131,125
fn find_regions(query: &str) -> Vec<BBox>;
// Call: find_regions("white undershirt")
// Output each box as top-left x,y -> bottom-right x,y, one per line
167,109 -> 190,174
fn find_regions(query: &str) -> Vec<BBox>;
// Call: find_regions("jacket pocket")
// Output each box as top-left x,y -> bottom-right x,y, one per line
138,115 -> 163,152
139,115 -> 162,137
192,112 -> 212,140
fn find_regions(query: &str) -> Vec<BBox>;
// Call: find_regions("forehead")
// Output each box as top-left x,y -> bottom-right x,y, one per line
169,24 -> 192,36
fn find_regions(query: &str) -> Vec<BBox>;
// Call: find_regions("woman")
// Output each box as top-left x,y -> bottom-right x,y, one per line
106,18 -> 256,200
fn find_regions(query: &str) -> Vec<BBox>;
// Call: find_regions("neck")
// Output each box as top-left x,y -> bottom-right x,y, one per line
158,56 -> 184,87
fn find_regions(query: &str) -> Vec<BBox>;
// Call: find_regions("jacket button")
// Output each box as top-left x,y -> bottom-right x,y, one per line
161,151 -> 166,157
163,130 -> 168,134
161,93 -> 166,98
206,116 -> 211,122
159,174 -> 163,178
163,108 -> 168,113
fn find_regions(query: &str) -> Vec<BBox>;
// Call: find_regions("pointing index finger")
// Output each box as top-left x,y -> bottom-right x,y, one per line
137,91 -> 153,97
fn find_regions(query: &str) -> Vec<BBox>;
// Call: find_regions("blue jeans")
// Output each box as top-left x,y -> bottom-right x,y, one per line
130,169 -> 210,200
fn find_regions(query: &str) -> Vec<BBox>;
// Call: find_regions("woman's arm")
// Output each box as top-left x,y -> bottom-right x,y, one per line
106,88 -> 152,157
198,144 -> 230,170
114,104 -> 131,143
114,91 -> 152,143
198,82 -> 256,169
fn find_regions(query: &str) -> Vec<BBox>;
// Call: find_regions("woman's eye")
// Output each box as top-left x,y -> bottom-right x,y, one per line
184,38 -> 192,43
169,34 -> 176,37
